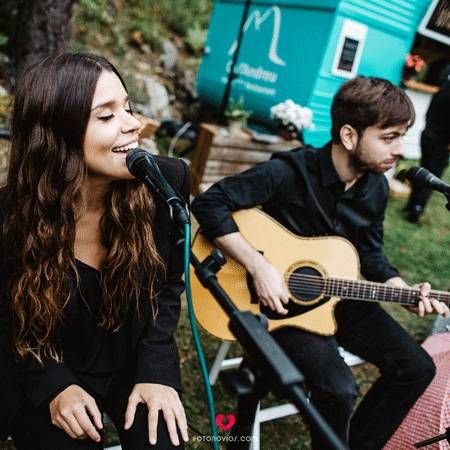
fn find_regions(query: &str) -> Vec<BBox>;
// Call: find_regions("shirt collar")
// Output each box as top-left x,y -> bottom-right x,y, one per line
319,141 -> 341,187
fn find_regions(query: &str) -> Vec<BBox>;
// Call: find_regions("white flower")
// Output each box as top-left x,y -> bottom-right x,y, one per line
270,99 -> 314,131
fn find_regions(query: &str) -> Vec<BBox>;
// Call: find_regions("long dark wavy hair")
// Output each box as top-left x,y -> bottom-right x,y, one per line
3,53 -> 164,363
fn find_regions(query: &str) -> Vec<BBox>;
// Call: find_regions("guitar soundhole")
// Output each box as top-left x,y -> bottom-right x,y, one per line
288,266 -> 325,304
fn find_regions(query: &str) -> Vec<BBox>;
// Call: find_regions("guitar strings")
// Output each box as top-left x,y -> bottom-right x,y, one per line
284,280 -> 447,302
278,273 -> 448,304
283,272 -> 449,294
283,272 -> 432,294
275,281 -> 418,304
282,285 -> 417,304
282,274 -> 427,300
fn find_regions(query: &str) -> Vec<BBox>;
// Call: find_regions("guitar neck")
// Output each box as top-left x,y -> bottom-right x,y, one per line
325,278 -> 450,306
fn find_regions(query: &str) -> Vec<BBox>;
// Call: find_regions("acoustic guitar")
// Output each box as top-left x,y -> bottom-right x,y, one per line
191,208 -> 450,341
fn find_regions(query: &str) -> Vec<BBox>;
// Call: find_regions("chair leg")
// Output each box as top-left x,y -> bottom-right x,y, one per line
209,341 -> 232,385
250,402 -> 261,450
227,389 -> 262,450
209,341 -> 243,385
209,342 -> 364,449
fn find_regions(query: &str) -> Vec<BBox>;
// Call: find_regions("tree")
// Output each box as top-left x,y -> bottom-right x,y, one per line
9,0 -> 76,80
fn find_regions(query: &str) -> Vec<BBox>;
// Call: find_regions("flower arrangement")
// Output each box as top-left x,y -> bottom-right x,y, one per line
270,99 -> 314,140
403,53 -> 426,80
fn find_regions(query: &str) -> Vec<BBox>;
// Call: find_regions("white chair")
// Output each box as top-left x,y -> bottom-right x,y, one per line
209,341 -> 365,450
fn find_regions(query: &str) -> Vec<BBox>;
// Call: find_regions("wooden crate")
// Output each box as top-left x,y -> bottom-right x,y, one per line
190,123 -> 301,196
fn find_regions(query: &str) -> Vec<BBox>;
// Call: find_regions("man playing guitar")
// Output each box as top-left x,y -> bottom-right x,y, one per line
192,77 -> 449,450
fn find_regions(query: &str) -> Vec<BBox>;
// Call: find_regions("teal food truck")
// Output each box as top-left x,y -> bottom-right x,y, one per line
197,0 -> 448,147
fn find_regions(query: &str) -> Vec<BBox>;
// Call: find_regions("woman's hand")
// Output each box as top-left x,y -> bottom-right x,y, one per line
49,384 -> 103,442
124,383 -> 188,446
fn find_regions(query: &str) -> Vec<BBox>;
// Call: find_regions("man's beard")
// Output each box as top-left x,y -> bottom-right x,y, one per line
348,142 -> 383,174
348,143 -> 370,173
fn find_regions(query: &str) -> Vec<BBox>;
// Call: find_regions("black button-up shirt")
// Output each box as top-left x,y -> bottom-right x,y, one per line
191,142 -> 399,283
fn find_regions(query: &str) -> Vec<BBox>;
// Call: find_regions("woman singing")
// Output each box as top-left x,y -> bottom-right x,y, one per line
0,53 -> 189,449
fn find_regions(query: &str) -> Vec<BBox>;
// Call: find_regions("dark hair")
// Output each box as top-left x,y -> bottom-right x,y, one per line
4,53 -> 163,362
331,76 -> 415,143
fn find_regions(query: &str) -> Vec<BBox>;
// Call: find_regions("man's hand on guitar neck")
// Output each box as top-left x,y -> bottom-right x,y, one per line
386,277 -> 450,317
214,232 -> 290,315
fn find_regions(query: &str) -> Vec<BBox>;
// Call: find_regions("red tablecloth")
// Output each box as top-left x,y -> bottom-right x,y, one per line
384,332 -> 450,450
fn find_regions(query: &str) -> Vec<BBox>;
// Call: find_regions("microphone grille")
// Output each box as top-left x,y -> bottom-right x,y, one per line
405,166 -> 421,181
406,167 -> 426,182
405,167 -> 432,188
126,147 -> 150,173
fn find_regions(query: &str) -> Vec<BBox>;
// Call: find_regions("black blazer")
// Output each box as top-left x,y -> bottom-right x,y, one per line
0,155 -> 190,440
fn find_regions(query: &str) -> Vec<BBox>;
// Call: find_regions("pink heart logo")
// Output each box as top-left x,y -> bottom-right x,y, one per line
215,413 -> 236,431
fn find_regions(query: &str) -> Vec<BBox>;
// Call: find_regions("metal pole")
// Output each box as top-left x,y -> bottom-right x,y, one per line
219,0 -> 252,121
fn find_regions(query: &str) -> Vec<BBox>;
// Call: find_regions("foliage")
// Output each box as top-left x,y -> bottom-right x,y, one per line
0,93 -> 12,128
185,23 -> 207,55
156,0 -> 212,37
69,0 -> 213,107
0,0 -> 18,52
73,0 -> 212,57
0,34 -> 7,48
224,97 -> 251,121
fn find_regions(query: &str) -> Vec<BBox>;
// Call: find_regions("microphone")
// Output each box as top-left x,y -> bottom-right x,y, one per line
406,167 -> 450,196
126,148 -> 190,226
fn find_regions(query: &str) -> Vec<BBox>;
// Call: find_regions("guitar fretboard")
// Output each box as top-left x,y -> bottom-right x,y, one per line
326,278 -> 450,306
287,273 -> 450,306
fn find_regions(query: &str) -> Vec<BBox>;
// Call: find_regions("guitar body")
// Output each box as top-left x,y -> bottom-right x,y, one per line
191,208 -> 360,341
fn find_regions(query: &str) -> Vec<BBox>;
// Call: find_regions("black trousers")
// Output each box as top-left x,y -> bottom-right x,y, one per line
406,133 -> 449,213
11,370 -> 184,450
271,301 -> 435,450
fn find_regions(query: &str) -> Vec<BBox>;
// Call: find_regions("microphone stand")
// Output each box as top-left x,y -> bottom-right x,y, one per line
140,176 -> 346,450
415,428 -> 450,448
219,0 -> 252,122
141,174 -> 190,229
191,249 -> 348,450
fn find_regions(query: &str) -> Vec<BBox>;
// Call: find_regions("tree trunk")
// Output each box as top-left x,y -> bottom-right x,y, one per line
9,0 -> 76,80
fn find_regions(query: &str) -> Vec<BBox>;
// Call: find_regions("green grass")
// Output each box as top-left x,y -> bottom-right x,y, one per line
1,166 -> 448,449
